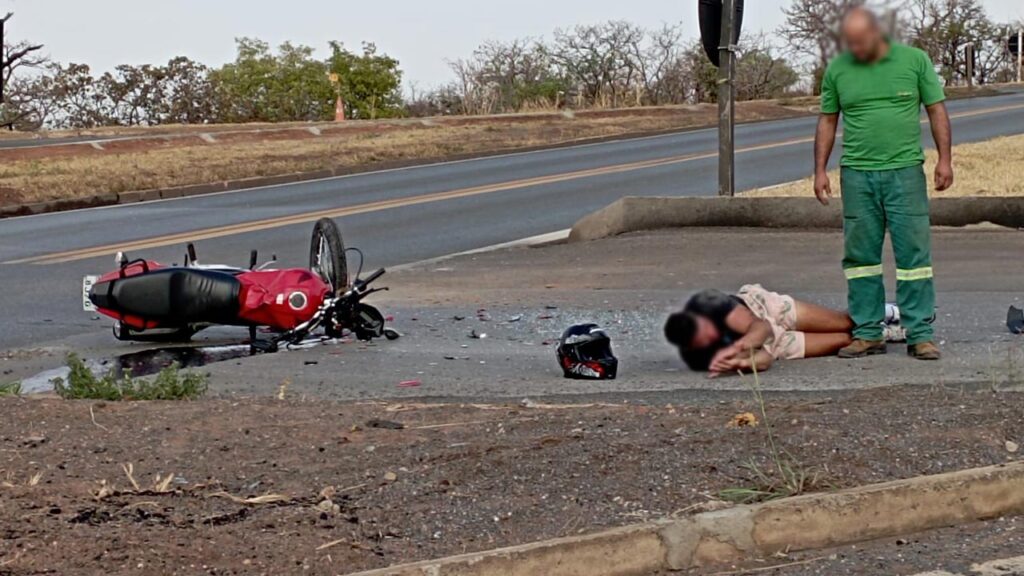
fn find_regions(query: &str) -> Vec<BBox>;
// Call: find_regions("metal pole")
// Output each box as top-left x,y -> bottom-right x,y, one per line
965,43 -> 973,88
1018,30 -> 1022,84
0,16 -> 6,104
717,0 -> 737,197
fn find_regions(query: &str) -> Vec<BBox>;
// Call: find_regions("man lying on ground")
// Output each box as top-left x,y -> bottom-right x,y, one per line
664,285 -> 902,377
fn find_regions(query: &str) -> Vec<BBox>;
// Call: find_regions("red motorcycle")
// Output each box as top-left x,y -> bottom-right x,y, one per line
83,219 -> 397,352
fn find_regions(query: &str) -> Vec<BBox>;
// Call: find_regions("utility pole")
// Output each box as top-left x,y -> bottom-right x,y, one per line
717,0 -> 737,197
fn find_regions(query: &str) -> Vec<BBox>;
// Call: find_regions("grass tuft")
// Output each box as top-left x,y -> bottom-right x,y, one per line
52,353 -> 207,401
0,381 -> 21,397
743,133 -> 1024,199
719,353 -> 823,504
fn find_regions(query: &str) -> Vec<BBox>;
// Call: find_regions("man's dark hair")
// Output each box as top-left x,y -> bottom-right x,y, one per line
664,311 -> 697,350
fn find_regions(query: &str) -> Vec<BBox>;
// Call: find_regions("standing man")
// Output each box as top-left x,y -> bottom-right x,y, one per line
814,7 -> 952,361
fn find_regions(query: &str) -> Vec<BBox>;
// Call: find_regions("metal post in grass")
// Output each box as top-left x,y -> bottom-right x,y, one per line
0,14 -> 6,104
699,0 -> 743,197
717,0 -> 737,197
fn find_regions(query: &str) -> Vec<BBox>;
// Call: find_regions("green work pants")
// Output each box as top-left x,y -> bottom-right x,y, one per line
841,164 -> 935,344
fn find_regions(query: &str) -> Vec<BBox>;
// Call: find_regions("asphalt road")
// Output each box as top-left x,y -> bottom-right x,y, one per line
2,90 -> 1024,352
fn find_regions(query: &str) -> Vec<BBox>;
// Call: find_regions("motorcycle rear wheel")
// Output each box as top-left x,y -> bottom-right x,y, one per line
309,218 -> 348,294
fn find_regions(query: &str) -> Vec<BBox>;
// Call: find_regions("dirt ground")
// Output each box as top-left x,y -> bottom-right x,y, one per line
1,386 -> 1020,575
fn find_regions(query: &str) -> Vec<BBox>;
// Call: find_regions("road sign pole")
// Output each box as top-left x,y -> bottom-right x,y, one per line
717,0 -> 736,197
0,15 -> 6,104
1018,30 -> 1022,84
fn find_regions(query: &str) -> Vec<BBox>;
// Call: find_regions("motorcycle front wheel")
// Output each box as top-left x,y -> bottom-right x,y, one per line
309,218 -> 349,294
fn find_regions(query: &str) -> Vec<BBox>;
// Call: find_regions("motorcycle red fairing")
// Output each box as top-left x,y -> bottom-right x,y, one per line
89,260 -> 331,332
84,218 -> 396,350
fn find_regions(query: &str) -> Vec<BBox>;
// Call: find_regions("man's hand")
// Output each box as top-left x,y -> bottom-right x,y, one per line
934,159 -> 954,191
709,345 -> 741,377
814,171 -> 833,206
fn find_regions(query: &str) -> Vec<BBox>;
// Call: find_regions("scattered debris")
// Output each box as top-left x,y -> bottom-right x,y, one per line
208,491 -> 292,505
1008,440 -> 1020,454
469,330 -> 487,339
89,405 -> 109,432
398,380 -> 422,388
727,412 -> 759,428
383,471 -> 398,483
366,419 -> 405,430
508,315 -> 523,323
316,538 -> 351,551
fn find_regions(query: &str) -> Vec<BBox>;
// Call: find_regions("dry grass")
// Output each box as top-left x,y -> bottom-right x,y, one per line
743,133 -> 1024,198
0,102 -> 803,205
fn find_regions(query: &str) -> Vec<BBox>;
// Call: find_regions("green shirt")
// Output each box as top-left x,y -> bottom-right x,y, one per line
821,43 -> 945,171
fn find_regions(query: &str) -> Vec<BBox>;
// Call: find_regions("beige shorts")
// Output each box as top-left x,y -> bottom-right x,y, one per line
736,284 -> 805,360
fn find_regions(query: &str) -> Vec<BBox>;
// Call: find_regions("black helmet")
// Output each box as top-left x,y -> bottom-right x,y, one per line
556,323 -> 618,380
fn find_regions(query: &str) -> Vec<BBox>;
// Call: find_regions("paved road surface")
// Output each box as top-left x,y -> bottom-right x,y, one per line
2,91 -> 1024,352
730,517 -> 1023,576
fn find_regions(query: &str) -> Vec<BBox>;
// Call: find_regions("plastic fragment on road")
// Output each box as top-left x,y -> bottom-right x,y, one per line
398,379 -> 422,388
1008,306 -> 1024,334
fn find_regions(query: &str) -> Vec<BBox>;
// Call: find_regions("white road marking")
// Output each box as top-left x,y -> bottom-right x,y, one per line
390,229 -> 571,271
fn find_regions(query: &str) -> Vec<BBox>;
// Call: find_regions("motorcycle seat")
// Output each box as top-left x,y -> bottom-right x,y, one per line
94,268 -> 241,324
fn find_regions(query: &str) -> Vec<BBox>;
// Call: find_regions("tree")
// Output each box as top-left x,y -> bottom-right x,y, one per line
734,38 -> 801,100
160,56 -> 216,124
546,21 -> 647,108
680,37 -> 799,103
327,42 -> 404,119
209,38 -> 332,123
907,0 -> 1014,85
46,63 -> 109,128
1,12 -> 47,129
447,38 -> 566,114
98,64 -> 167,126
779,0 -> 864,90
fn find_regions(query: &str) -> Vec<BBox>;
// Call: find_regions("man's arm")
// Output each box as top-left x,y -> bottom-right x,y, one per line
710,349 -> 774,377
726,305 -> 773,352
814,113 -> 839,205
708,306 -> 774,374
925,102 -> 953,191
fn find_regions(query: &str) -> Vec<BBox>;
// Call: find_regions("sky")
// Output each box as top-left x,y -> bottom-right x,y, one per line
2,0 -> 1022,89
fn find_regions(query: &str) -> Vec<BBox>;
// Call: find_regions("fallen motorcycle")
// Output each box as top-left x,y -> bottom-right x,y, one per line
83,218 -> 397,352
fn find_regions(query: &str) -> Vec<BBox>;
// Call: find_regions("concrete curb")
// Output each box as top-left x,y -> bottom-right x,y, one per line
346,462 -> 1024,576
568,196 -> 1024,242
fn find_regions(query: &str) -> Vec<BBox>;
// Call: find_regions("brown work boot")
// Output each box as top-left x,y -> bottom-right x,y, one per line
838,339 -> 887,359
908,342 -> 941,361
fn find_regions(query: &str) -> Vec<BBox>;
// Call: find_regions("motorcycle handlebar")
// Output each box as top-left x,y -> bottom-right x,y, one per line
360,268 -> 386,286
